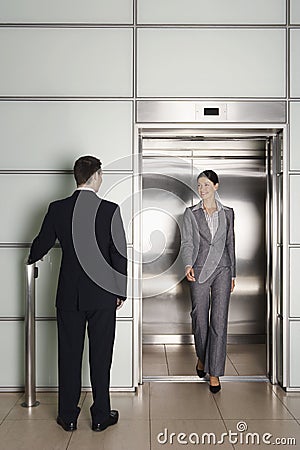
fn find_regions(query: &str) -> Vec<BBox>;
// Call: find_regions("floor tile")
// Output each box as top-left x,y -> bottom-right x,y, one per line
143,345 -> 166,364
143,344 -> 266,377
6,392 -> 87,421
166,351 -> 196,376
150,382 -> 221,420
224,357 -> 239,376
143,345 -> 168,376
150,346 -> 239,377
225,419 -> 300,449
233,362 -> 266,376
6,401 -> 57,420
272,385 -> 300,419
227,344 -> 266,375
0,419 -> 71,450
226,344 -> 266,361
143,345 -> 166,358
0,394 -> 23,423
144,344 -> 166,352
214,382 -> 294,419
18,392 -> 86,406
151,419 -> 234,450
79,384 -> 149,421
0,393 -> 23,411
143,363 -> 169,376
68,419 -> 150,450
165,345 -> 195,353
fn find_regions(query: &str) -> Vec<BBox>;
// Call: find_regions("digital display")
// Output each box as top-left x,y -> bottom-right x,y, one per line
204,107 -> 219,116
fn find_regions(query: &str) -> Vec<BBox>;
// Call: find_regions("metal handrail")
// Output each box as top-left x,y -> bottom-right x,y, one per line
22,263 -> 39,408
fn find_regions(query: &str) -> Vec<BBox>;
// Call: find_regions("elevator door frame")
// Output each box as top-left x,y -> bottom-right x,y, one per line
135,124 -> 287,386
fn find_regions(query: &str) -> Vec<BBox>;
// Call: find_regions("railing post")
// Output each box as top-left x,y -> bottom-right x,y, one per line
22,263 -> 39,408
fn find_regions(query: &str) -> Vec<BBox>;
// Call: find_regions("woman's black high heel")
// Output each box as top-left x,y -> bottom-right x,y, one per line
196,364 -> 206,378
209,377 -> 221,393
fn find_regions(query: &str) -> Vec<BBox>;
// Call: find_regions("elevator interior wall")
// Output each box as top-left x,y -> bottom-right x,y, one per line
142,135 -> 269,343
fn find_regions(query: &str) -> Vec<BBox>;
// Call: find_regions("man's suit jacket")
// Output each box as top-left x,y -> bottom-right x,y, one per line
28,190 -> 127,310
181,201 -> 236,282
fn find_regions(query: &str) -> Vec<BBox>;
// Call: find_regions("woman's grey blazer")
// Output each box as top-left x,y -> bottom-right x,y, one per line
181,202 -> 236,282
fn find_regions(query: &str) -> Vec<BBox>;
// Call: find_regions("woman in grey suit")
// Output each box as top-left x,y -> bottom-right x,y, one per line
181,170 -> 236,393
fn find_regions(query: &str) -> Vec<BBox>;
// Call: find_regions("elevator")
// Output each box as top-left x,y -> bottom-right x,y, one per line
137,101 -> 286,385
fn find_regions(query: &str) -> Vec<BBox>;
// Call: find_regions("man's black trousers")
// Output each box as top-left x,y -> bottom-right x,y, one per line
56,304 -> 116,423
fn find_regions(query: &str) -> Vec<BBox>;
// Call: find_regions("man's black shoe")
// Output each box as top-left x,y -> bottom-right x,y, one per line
56,416 -> 77,432
92,410 -> 119,432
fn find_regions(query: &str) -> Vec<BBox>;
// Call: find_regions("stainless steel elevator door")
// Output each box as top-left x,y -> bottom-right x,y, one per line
142,137 -> 268,341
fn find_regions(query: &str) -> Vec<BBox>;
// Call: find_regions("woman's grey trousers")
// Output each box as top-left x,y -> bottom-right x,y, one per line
190,266 -> 232,377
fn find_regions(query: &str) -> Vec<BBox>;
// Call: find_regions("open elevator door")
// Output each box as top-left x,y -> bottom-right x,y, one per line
140,129 -> 283,383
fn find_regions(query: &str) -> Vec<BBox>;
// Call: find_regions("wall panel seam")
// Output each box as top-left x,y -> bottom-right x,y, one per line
0,24 -> 134,28
137,25 -> 286,29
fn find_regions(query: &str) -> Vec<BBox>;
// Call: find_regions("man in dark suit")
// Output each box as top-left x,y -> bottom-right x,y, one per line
28,155 -> 127,432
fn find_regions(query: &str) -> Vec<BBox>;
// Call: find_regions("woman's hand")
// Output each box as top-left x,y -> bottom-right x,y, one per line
231,279 -> 235,292
185,266 -> 195,282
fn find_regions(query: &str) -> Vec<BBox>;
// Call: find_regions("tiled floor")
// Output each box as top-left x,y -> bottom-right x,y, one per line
1,382 -> 300,449
143,343 -> 266,376
0,343 -> 295,450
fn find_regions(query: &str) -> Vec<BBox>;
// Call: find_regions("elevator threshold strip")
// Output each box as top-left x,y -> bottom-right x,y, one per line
143,375 -> 269,383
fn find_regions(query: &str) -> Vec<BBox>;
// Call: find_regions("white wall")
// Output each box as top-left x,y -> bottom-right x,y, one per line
289,27 -> 300,386
0,28 -> 133,97
0,0 -> 133,23
138,0 -> 286,24
137,29 -> 285,97
0,1 -> 135,389
0,0 -> 299,389
291,0 -> 300,24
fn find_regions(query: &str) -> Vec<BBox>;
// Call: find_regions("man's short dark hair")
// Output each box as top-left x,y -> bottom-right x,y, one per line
73,156 -> 102,186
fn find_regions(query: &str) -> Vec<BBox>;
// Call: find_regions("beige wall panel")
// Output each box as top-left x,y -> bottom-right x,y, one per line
0,248 -> 29,317
99,173 -> 133,244
289,249 -> 300,317
290,30 -> 300,98
137,29 -> 286,98
0,174 -> 132,243
291,0 -> 300,24
0,28 -> 133,97
0,174 -> 74,243
290,321 -> 300,387
0,101 -> 133,170
290,176 -> 300,244
138,0 -> 285,24
289,102 -> 300,170
0,0 -> 133,23
0,322 -> 24,387
36,321 -> 58,387
110,321 -> 133,387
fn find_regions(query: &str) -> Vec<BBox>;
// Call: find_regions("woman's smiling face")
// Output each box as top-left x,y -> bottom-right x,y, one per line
197,176 -> 219,201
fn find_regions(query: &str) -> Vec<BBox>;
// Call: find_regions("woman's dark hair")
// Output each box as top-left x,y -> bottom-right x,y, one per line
197,169 -> 219,185
73,155 -> 102,186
